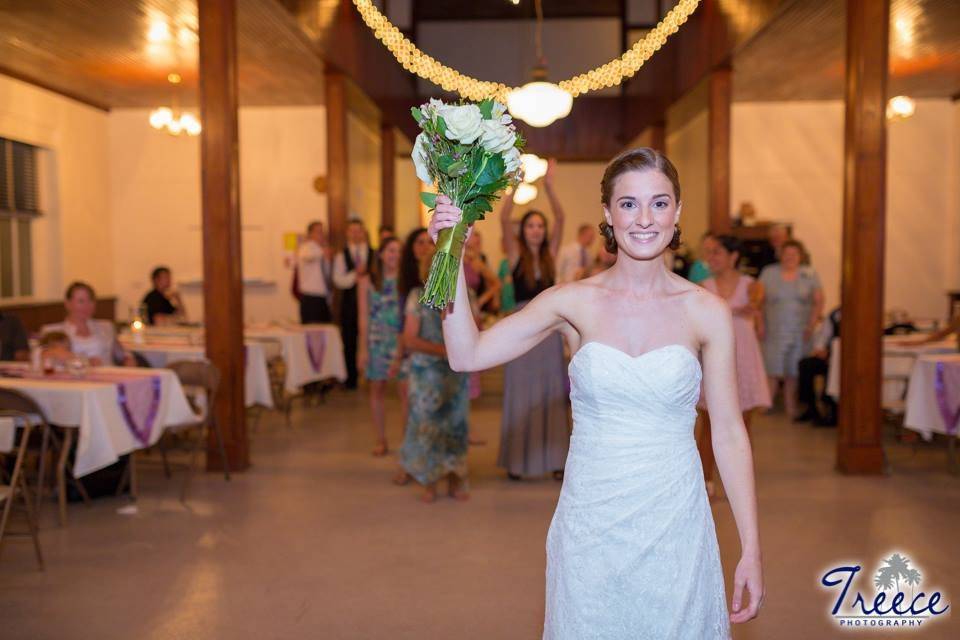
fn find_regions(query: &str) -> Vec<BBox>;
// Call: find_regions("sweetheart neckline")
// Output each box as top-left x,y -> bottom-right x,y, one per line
571,341 -> 702,374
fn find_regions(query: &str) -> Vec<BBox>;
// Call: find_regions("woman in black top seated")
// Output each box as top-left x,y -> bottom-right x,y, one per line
496,160 -> 570,481
142,266 -> 185,325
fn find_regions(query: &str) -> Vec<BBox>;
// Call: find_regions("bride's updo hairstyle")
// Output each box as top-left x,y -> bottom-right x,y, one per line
599,147 -> 682,253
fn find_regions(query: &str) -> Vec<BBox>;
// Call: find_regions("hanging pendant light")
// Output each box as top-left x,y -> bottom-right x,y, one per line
507,66 -> 573,127
148,72 -> 202,136
506,0 -> 573,128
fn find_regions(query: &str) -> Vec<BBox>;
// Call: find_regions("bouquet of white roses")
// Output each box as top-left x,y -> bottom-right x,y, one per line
412,98 -> 524,310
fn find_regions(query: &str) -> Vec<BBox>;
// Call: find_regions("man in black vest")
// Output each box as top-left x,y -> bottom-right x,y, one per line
332,219 -> 372,389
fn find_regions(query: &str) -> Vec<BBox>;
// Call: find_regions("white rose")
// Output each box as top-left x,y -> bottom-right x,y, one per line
492,101 -> 507,119
503,146 -> 521,175
439,104 -> 483,144
479,120 -> 517,154
412,133 -> 433,184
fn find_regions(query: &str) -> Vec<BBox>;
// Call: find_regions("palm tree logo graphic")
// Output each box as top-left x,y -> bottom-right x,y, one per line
873,553 -> 923,597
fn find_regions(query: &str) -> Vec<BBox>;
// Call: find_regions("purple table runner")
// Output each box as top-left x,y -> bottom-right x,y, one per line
934,361 -> 960,436
306,331 -> 327,374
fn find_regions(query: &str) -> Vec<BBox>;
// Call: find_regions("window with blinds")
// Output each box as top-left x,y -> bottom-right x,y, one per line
0,136 -> 39,298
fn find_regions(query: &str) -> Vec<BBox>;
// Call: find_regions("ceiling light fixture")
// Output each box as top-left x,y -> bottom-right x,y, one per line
513,183 -> 539,205
351,0 -> 701,101
148,72 -> 202,136
886,95 -> 916,121
506,0 -> 574,127
519,153 -> 548,183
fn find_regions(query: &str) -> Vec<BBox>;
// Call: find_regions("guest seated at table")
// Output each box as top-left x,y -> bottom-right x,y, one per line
39,331 -> 74,366
142,266 -> 186,325
0,311 -> 30,361
796,307 -> 841,427
43,281 -> 134,367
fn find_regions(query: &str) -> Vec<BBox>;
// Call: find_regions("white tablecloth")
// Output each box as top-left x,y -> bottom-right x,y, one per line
0,365 -> 198,477
826,336 -> 957,403
245,324 -> 347,392
120,337 -> 276,408
904,353 -> 960,440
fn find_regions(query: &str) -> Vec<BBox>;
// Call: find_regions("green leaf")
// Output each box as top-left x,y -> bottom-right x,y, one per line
446,161 -> 468,176
436,115 -> 448,137
420,192 -> 438,208
437,155 -> 468,177
476,154 -> 506,186
411,107 -> 424,124
478,177 -> 509,195
478,99 -> 494,120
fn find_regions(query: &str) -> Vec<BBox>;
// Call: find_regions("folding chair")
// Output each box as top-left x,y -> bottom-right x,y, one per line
0,390 -> 45,569
161,361 -> 230,502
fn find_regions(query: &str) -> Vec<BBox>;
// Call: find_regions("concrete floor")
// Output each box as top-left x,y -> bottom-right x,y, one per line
1,385 -> 958,640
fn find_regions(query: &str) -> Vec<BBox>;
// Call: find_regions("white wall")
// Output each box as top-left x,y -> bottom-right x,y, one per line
731,100 -> 959,320
0,74 -> 111,302
108,106 -> 327,323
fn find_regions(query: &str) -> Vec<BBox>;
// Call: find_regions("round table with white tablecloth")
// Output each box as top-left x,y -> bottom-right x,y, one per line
826,335 -> 957,404
119,337 -> 277,408
904,353 -> 960,440
0,364 -> 197,477
245,323 -> 347,392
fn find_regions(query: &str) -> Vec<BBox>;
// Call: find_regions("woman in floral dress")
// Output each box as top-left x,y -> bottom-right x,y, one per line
397,282 -> 470,503
358,236 -> 403,456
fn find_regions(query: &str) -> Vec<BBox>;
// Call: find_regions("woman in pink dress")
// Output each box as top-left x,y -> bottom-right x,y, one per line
698,235 -> 770,496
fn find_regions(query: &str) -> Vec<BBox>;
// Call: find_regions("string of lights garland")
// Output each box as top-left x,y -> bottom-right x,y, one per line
351,0 -> 702,101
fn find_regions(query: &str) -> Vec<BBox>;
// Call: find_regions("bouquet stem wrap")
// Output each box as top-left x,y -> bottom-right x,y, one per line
420,217 -> 469,310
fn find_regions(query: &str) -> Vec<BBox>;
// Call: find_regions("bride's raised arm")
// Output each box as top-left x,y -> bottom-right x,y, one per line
431,195 -> 566,372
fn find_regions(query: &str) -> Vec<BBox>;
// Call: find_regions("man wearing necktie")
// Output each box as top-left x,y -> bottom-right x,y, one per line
556,224 -> 597,284
333,219 -> 372,389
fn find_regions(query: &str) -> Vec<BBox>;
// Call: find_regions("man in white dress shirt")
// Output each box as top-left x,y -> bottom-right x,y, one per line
333,219 -> 372,389
556,224 -> 597,284
297,221 -> 333,324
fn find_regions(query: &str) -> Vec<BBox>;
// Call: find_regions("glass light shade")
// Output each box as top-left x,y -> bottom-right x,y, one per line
519,154 -> 548,183
886,95 -> 916,120
506,81 -> 574,127
167,118 -> 183,135
149,107 -> 173,129
180,113 -> 202,136
513,183 -> 539,205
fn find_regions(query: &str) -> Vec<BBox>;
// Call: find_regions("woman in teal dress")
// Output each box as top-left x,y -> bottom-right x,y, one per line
397,285 -> 470,503
358,236 -> 403,456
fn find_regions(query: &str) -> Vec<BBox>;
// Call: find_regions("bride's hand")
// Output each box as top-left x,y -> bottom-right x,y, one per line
428,194 -> 471,243
730,553 -> 764,624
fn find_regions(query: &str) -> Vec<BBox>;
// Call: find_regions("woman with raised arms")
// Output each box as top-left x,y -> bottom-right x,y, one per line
430,148 -> 763,638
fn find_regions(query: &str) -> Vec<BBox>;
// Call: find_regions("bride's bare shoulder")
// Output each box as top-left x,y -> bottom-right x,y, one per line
678,280 -> 733,336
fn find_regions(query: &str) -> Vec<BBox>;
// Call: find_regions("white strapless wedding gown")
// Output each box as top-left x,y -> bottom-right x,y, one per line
544,342 -> 730,639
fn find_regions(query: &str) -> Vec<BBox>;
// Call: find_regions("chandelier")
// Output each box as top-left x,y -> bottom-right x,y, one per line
886,95 -> 915,121
148,73 -> 202,136
351,0 -> 701,102
505,0 -> 573,127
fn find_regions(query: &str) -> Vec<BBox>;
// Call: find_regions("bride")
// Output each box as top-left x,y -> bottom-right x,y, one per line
430,148 -> 763,638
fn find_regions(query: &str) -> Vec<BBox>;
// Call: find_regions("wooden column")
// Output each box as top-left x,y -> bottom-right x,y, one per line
708,66 -> 732,234
648,122 -> 666,153
380,124 -> 396,233
837,0 -> 889,475
326,71 -> 349,248
198,0 -> 249,471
